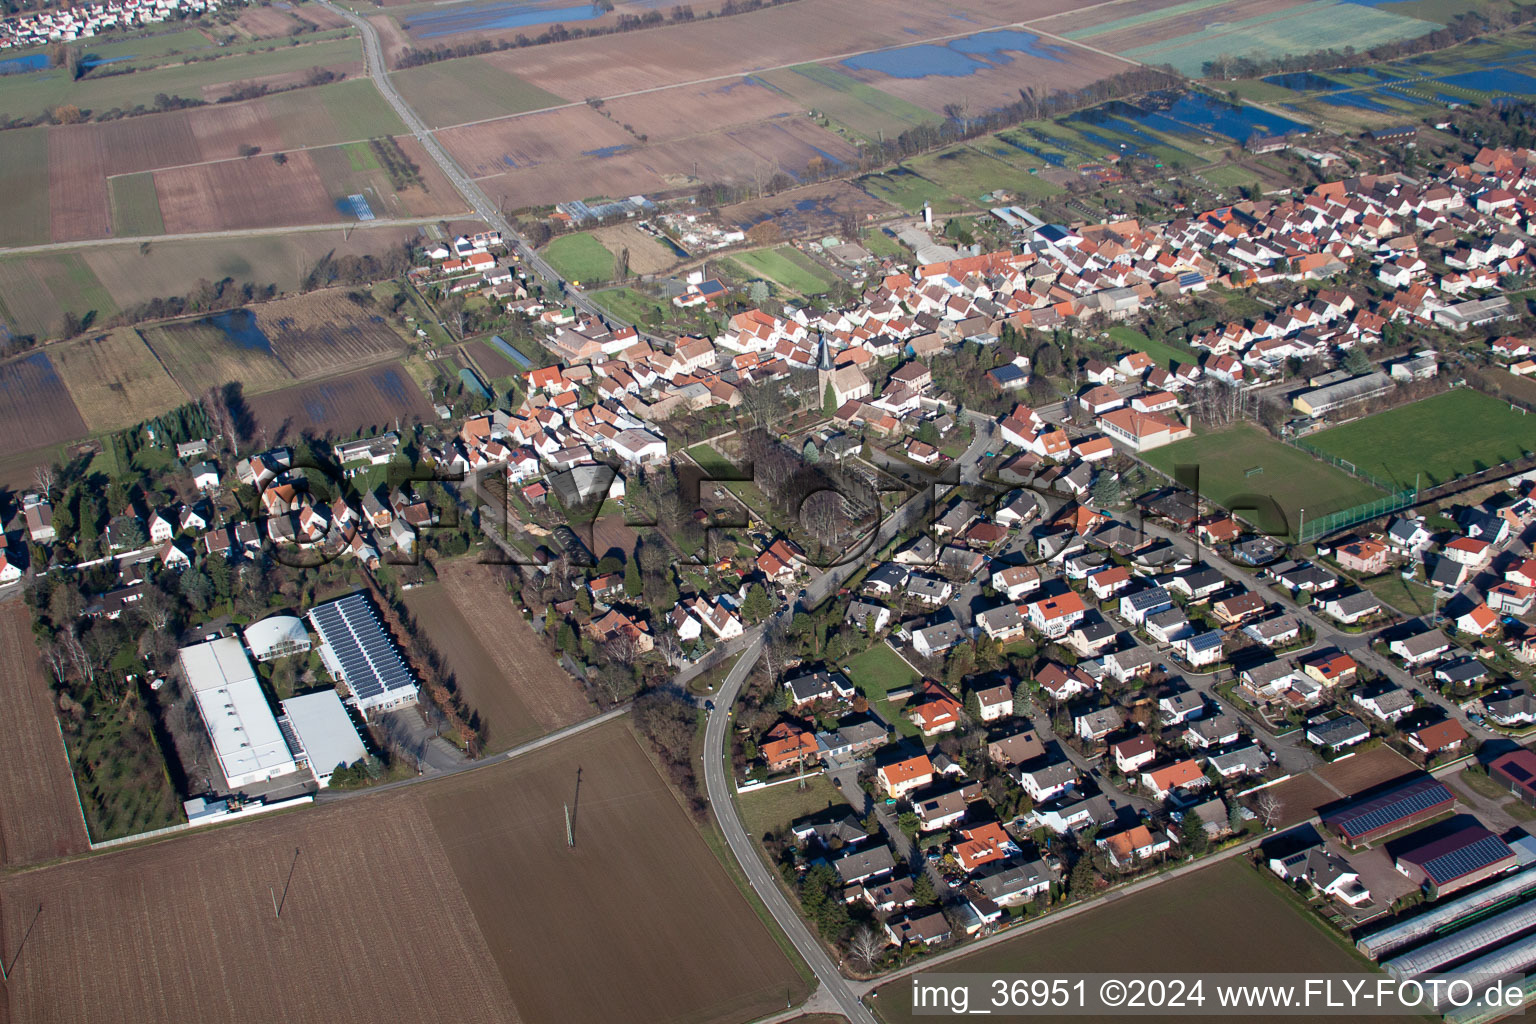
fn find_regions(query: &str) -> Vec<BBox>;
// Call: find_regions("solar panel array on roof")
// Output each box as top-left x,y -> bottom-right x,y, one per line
308,594 -> 415,710
1420,835 -> 1514,886
1324,776 -> 1453,839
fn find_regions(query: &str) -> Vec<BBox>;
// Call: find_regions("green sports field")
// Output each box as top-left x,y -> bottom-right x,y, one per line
541,232 -> 615,284
1304,389 -> 1536,488
1143,423 -> 1384,537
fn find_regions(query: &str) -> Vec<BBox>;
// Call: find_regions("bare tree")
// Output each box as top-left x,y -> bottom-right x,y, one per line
848,925 -> 885,971
42,643 -> 69,683
1255,791 -> 1284,829
33,462 -> 55,497
62,629 -> 94,686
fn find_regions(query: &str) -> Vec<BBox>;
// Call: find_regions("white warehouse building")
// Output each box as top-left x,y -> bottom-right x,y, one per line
279,690 -> 367,787
243,614 -> 312,663
177,637 -> 299,789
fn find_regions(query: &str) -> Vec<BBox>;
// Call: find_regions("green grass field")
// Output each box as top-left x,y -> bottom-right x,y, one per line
870,859 -> 1397,1023
1106,325 -> 1197,370
0,127 -> 50,247
542,232 -> 615,284
0,36 -> 365,121
591,286 -> 671,324
909,143 -> 1066,202
732,247 -> 837,296
262,79 -> 406,148
0,254 -> 118,338
758,64 -> 941,140
1304,389 -> 1536,488
1123,0 -> 1440,75
856,169 -> 966,214
1143,423 -> 1385,537
737,775 -> 849,837
108,172 -> 165,237
391,57 -> 567,127
842,642 -> 920,738
342,141 -> 380,171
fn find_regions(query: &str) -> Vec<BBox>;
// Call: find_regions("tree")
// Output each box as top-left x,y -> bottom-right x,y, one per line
823,381 -> 837,416
1180,811 -> 1209,856
848,924 -> 885,971
624,557 -> 642,598
1341,347 -> 1372,375
1013,681 -> 1032,716
180,569 -> 213,612
749,280 -> 769,306
898,811 -> 920,838
1228,802 -> 1244,834
1090,472 -> 1121,508
741,582 -> 773,624
964,689 -> 983,724
1255,791 -> 1284,829
1069,856 -> 1098,899
51,104 -> 84,125
912,872 -> 938,907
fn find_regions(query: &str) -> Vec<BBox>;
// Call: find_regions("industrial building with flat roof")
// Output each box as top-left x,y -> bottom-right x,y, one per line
279,690 -> 367,787
178,637 -> 299,789
1322,776 -> 1454,847
308,593 -> 418,715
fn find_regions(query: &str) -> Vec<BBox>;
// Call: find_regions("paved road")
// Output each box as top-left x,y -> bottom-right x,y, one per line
0,216 -> 455,256
314,0 -> 654,339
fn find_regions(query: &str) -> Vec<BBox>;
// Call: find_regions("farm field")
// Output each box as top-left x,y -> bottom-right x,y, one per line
140,288 -> 408,397
1303,389 -> 1536,488
392,57 -> 568,127
589,222 -> 679,275
51,328 -> 186,432
870,858 -> 1398,1024
733,246 -> 838,295
0,351 -> 91,451
721,179 -> 897,237
0,126 -> 50,247
0,716 -> 805,1023
1142,423 -> 1386,537
738,774 -> 850,837
758,63 -> 943,140
1313,745 -> 1418,799
1116,0 -> 1440,76
0,35 -> 365,122
1263,771 -> 1349,827
0,604 -> 90,867
108,171 -> 166,236
405,558 -> 593,752
244,362 -> 434,441
0,252 -> 118,339
542,231 -> 616,283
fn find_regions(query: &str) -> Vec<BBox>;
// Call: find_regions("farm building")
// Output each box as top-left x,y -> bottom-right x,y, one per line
1394,824 -> 1516,897
308,593 -> 419,715
243,615 -> 312,663
1358,865 -> 1536,960
1321,776 -> 1455,847
1491,750 -> 1536,807
177,638 -> 299,790
279,690 -> 368,788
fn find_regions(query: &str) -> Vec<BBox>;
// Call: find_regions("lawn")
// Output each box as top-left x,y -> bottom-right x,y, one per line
870,858 -> 1401,1023
108,172 -> 165,236
737,775 -> 849,837
1106,324 -> 1197,370
592,286 -> 670,324
861,227 -> 906,259
542,232 -> 615,284
856,169 -> 965,214
1363,574 -> 1438,617
1304,389 -> 1536,489
732,246 -> 837,296
842,642 -> 920,737
0,127 -> 50,247
1142,423 -> 1385,538
1200,163 -> 1262,191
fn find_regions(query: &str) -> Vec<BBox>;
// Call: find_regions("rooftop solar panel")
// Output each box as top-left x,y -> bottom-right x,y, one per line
308,594 -> 416,709
1325,778 -> 1453,837
1421,836 -> 1513,884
